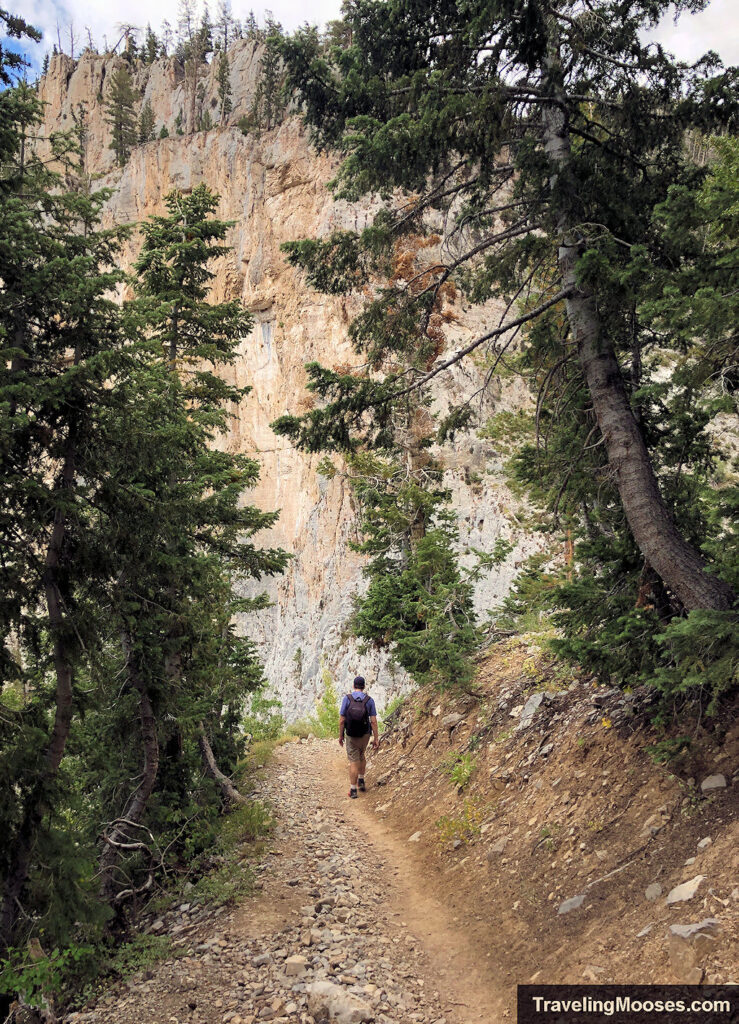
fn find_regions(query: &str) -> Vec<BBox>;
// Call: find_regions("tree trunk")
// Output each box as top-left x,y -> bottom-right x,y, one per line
197,724 -> 246,807
99,631 -> 160,901
0,435 -> 77,956
541,44 -> 734,612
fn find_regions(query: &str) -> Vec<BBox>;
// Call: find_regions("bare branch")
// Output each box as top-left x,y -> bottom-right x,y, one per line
391,288 -> 572,400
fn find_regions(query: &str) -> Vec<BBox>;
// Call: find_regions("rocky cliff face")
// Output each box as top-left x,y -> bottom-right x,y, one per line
37,48 -> 543,719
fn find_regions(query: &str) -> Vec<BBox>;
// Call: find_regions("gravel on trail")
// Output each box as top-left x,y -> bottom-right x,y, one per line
68,740 -> 464,1024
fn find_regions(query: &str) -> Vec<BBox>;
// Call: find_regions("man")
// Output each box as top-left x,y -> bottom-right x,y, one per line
339,675 -> 379,798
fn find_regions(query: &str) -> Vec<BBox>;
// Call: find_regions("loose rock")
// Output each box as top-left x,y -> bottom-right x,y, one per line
666,876 -> 704,905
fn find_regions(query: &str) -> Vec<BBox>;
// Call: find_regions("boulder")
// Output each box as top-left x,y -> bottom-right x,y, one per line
517,693 -> 544,730
668,919 -> 720,983
645,883 -> 662,901
700,775 -> 727,793
666,876 -> 704,905
487,836 -> 509,858
441,713 -> 464,730
306,981 -> 374,1023
285,955 -> 309,976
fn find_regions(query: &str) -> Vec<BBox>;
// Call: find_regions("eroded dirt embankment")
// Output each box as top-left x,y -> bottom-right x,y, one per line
366,638 -> 739,999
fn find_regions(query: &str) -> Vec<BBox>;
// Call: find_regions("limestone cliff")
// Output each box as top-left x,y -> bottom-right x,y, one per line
37,48 -> 543,719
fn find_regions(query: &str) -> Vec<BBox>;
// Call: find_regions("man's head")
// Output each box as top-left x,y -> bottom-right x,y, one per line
353,675 -> 365,690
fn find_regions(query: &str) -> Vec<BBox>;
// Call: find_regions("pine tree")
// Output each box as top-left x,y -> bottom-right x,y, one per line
277,1 -> 737,617
0,10 -> 40,84
217,50 -> 232,122
0,70 -> 135,954
97,185 -> 289,896
244,10 -> 259,40
137,98 -> 155,143
159,123 -> 169,138
0,15 -> 288,965
248,17 -> 286,132
143,24 -> 158,64
161,19 -> 173,55
105,63 -> 138,166
216,0 -> 234,51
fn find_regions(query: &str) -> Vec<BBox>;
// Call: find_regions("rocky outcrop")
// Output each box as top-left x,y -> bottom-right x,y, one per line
36,50 -> 543,719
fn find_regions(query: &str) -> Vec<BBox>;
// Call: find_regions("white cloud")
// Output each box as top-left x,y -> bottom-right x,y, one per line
646,0 -> 739,65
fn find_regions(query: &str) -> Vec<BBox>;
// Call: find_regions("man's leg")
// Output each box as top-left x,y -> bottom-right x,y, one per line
346,737 -> 360,796
357,734 -> 369,790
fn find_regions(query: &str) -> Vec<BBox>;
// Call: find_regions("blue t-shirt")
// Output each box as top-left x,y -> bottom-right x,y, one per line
340,691 -> 377,731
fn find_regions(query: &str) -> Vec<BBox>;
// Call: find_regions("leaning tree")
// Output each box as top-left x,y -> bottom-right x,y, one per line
274,0 -> 737,617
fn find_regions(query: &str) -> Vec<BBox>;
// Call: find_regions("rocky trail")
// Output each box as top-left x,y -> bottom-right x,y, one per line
72,739 -> 499,1024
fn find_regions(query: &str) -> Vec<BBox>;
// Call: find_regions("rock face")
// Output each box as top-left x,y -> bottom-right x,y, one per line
36,50 -> 543,719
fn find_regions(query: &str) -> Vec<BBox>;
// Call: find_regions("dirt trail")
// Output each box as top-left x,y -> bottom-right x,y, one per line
321,742 -> 504,1023
74,738 -> 502,1024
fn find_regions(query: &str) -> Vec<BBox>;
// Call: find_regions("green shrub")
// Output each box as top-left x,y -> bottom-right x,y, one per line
651,610 -> 738,715
242,688 -> 285,740
188,862 -> 257,908
379,693 -> 405,733
283,720 -> 313,739
0,944 -> 96,1009
444,752 -> 476,789
308,667 -> 340,738
646,735 -> 692,764
436,798 -> 484,845
107,934 -> 177,978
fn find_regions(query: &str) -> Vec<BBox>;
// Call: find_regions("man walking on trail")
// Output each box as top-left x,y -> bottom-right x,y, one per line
339,676 -> 379,799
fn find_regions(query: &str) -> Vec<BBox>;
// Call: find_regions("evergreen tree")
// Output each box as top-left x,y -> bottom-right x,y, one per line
275,0 -> 738,706
0,11 -> 288,975
276,0 -> 737,618
159,123 -> 169,138
137,98 -> 155,143
95,185 -> 288,897
217,50 -> 232,122
104,63 -> 138,166
161,18 -> 173,55
0,70 -> 135,956
143,24 -> 158,64
216,0 -> 234,51
174,109 -> 184,135
244,10 -> 259,40
248,16 -> 286,132
41,51 -> 49,75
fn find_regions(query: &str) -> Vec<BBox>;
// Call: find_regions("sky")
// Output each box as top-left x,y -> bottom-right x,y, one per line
4,0 -> 739,73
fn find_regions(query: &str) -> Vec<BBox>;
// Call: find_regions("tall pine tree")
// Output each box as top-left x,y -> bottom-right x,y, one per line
276,0 -> 737,622
105,63 -> 138,166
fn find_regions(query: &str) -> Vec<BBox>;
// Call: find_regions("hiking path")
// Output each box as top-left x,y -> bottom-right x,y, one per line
75,738 -> 503,1024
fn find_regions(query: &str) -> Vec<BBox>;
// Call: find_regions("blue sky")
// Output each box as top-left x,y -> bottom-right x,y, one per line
4,0 -> 738,75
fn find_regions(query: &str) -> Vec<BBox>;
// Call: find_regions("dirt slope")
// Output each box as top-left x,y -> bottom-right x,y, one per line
365,637 -> 739,1009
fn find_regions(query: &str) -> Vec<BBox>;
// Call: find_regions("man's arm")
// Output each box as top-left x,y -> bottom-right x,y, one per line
339,715 -> 345,746
370,715 -> 379,749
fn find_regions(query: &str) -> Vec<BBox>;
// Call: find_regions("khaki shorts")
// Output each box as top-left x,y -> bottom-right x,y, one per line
345,733 -> 370,763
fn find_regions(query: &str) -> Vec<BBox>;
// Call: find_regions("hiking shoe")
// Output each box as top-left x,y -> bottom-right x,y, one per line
349,788 -> 358,799
358,778 -> 366,792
